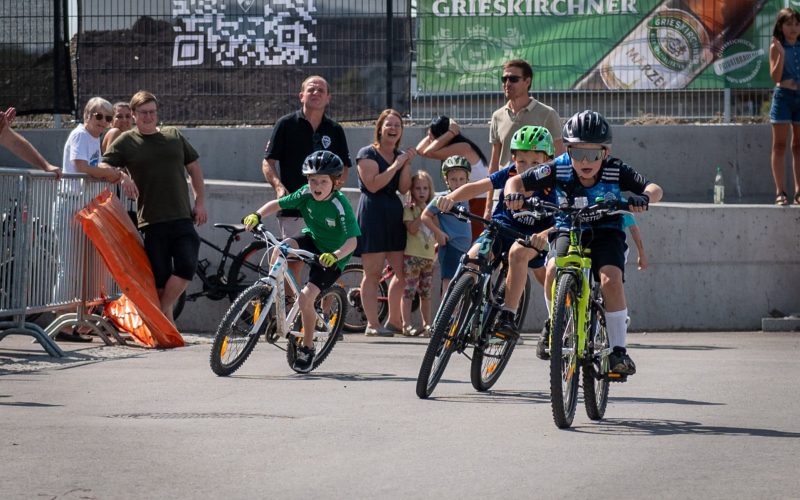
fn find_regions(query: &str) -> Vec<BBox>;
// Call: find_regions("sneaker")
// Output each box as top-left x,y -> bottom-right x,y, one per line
293,344 -> 316,373
382,323 -> 403,335
536,319 -> 550,360
364,327 -> 394,337
608,346 -> 636,375
494,310 -> 519,340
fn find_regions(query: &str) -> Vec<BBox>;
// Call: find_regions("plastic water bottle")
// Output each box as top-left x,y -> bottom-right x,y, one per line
713,166 -> 725,204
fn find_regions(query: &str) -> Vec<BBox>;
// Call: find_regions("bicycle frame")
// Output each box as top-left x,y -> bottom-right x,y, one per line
440,208 -> 533,346
247,228 -> 318,340
552,231 -> 594,361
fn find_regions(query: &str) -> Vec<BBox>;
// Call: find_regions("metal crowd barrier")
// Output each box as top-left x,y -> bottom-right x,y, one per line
0,167 -> 125,357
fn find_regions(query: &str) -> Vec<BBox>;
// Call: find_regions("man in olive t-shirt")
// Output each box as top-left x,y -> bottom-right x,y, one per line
100,90 -> 207,324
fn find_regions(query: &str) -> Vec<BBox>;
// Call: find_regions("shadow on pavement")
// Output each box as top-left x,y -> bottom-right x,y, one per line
230,371 -> 425,383
628,343 -> 735,351
571,418 -> 800,438
427,390 -> 551,405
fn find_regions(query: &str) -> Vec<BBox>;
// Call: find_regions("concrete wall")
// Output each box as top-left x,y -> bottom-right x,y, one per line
1,124 -> 791,203
174,181 -> 800,333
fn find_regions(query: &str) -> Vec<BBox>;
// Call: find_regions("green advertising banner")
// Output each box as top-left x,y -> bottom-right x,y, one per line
417,0 -> 782,93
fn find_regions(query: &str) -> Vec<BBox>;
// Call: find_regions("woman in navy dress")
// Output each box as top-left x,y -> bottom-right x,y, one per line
356,109 -> 416,336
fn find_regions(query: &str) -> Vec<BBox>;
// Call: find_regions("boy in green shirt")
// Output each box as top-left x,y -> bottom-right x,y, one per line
243,151 -> 360,372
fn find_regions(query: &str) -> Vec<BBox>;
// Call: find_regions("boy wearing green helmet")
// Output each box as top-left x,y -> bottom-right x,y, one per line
422,155 -> 473,292
435,125 -> 556,338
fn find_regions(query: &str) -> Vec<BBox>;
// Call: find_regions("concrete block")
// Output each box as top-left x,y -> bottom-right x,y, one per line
762,317 -> 800,332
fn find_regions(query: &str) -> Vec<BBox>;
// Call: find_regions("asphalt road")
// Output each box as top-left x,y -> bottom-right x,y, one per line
1,331 -> 799,499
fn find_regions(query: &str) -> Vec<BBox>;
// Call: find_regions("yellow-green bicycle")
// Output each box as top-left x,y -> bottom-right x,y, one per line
519,197 -> 630,429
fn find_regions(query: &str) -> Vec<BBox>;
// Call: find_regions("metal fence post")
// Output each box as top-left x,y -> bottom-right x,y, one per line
386,0 -> 394,110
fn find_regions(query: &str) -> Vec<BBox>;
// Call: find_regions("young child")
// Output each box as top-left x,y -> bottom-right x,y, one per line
505,110 -> 663,376
401,170 -> 436,337
243,151 -> 360,372
422,156 -> 473,293
435,126 -> 556,340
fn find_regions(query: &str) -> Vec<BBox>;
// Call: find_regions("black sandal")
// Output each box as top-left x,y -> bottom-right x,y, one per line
776,192 -> 789,206
794,192 -> 800,205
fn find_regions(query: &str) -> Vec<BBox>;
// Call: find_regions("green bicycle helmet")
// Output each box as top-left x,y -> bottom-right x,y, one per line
441,155 -> 472,179
510,125 -> 555,156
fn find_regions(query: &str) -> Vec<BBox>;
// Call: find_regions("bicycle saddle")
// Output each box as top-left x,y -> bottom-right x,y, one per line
213,223 -> 247,234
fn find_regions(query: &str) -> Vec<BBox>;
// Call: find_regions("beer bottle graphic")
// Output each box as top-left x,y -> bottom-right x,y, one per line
575,0 -> 767,90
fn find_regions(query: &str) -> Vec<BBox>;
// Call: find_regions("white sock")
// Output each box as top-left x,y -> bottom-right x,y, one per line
544,297 -> 552,316
606,309 -> 628,349
502,306 -> 517,314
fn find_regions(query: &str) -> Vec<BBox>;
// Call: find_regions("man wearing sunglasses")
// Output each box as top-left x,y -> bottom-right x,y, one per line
487,59 -> 563,219
505,110 -> 663,377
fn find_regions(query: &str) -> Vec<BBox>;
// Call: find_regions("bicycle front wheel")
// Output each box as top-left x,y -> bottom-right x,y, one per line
210,283 -> 274,376
337,262 -> 388,333
550,272 -> 581,429
416,273 -> 476,399
285,285 -> 347,372
469,271 -> 528,392
583,295 -> 610,420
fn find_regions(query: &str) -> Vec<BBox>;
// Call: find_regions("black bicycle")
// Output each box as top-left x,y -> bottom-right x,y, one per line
416,206 -> 535,399
173,223 -> 267,319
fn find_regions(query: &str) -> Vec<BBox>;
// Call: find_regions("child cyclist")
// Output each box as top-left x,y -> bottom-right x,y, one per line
435,125 -> 555,339
422,156 -> 473,292
505,110 -> 663,376
243,151 -> 360,372
401,170 -> 437,337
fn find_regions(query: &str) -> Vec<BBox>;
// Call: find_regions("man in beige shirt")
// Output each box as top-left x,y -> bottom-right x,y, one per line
486,59 -> 563,217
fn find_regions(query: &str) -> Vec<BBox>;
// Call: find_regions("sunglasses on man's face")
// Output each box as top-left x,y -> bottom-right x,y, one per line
501,75 -> 522,84
568,147 -> 606,162
93,113 -> 113,122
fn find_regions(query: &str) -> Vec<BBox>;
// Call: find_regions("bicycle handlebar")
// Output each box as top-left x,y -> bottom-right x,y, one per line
446,205 -> 544,253
251,224 -> 322,267
513,197 -> 631,223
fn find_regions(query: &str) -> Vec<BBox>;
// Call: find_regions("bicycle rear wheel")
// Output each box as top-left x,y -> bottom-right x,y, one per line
337,262 -> 388,333
210,283 -> 274,376
416,273 -> 476,399
226,240 -> 268,301
285,285 -> 347,372
583,292 -> 610,420
550,272 -> 581,429
469,270 -> 529,392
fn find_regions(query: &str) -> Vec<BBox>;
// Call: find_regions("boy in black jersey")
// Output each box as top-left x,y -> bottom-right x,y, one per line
505,110 -> 663,376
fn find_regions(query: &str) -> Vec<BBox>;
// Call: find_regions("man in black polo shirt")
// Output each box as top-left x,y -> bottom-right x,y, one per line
262,75 -> 352,237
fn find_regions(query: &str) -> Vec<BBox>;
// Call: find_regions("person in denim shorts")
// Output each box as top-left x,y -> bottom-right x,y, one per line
769,7 -> 800,205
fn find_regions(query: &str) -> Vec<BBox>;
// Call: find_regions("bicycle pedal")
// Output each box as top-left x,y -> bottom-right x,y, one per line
606,372 -> 628,383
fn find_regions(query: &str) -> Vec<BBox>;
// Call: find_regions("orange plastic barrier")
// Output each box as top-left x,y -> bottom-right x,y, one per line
76,190 -> 184,348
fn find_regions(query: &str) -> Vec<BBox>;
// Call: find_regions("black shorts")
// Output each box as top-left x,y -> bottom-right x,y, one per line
550,228 -> 627,282
141,219 -> 200,288
290,232 -> 342,291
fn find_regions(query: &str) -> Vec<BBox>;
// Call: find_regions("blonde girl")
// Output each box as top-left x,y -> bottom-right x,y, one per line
401,170 -> 436,336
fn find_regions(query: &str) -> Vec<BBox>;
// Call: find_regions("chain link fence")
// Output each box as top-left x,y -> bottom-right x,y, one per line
1,0 -> 777,126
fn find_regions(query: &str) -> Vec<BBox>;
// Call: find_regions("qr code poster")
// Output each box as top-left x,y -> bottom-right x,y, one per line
172,0 -> 318,67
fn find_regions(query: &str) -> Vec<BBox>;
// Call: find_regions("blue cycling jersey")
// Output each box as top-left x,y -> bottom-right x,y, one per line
520,153 -> 651,231
489,163 -> 555,235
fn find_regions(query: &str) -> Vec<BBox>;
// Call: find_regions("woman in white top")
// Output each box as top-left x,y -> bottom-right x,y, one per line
415,115 -> 489,240
62,97 -> 119,182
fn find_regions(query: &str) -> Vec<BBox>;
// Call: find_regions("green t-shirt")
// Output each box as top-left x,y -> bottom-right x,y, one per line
278,186 -> 361,270
102,126 -> 199,227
